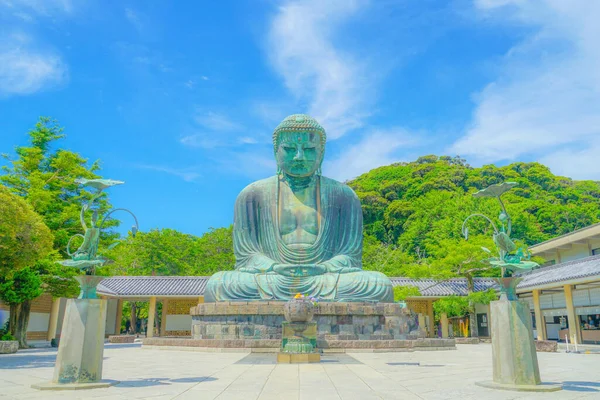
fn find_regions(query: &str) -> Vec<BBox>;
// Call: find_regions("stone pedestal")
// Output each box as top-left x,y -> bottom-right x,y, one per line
475,299 -> 561,392
32,299 -> 118,390
278,321 -> 320,363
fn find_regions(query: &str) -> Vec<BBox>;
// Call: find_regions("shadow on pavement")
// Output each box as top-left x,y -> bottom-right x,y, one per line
562,381 -> 600,392
117,377 -> 217,387
0,353 -> 56,369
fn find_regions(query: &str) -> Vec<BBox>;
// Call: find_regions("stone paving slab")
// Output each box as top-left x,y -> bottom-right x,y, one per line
0,343 -> 599,399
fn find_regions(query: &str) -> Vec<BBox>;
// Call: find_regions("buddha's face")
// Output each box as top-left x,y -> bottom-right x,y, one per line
275,131 -> 324,177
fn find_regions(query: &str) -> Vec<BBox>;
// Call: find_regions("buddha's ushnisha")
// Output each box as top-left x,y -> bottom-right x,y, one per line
204,114 -> 393,302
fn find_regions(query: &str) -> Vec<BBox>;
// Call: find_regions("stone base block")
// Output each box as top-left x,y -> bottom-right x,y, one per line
31,380 -> 119,391
535,340 -> 558,352
192,302 -> 415,341
0,341 -> 18,354
455,337 -> 480,344
108,335 -> 135,344
476,381 -> 562,392
277,352 -> 320,363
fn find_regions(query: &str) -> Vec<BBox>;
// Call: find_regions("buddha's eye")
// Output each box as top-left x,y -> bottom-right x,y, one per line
283,146 -> 295,152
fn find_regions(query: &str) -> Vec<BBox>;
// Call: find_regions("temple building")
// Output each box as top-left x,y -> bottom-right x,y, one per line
2,223 -> 600,345
517,222 -> 600,344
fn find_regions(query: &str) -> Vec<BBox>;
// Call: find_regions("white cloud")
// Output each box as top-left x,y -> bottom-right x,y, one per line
136,164 -> 201,182
194,111 -> 241,132
539,145 -> 600,181
125,7 -> 143,32
450,1 -> 600,179
180,111 -> 254,149
268,0 -> 372,139
0,35 -> 67,96
324,128 -> 418,181
1,0 -> 73,16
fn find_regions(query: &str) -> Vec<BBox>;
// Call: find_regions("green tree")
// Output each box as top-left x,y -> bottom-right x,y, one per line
0,268 -> 44,348
1,118 -> 117,297
0,186 -> 53,347
103,226 -> 235,277
0,186 -> 53,277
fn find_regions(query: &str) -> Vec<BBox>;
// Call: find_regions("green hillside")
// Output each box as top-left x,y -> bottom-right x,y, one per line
352,155 -> 600,277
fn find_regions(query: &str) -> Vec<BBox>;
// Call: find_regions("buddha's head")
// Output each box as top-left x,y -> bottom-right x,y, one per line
273,114 -> 326,177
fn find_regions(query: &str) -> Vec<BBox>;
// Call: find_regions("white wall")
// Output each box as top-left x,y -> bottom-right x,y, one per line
28,312 -> 50,332
559,243 -> 591,263
0,310 -> 49,332
166,315 -> 191,331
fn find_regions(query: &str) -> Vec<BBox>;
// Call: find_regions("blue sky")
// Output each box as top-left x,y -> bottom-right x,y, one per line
1,0 -> 599,237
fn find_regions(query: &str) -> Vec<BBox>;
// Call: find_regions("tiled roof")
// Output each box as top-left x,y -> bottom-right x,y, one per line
97,275 -> 499,298
390,277 -> 498,297
97,276 -> 210,297
517,254 -> 600,290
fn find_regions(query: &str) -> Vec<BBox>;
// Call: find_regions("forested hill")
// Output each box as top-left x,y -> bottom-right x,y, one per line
349,155 -> 600,269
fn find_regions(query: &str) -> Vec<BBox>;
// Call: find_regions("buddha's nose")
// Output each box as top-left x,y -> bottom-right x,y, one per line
294,148 -> 305,160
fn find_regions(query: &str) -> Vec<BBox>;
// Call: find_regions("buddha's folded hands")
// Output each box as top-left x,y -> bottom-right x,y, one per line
273,263 -> 326,277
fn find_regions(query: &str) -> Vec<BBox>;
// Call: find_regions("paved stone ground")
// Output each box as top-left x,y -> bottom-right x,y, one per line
1,343 -> 599,399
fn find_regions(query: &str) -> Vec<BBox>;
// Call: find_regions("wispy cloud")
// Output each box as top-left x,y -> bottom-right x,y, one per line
125,7 -> 143,32
0,1 -> 73,97
450,1 -> 600,179
324,128 -> 421,181
180,111 -> 254,149
136,164 -> 201,182
0,34 -> 68,96
1,0 -> 73,18
267,0 -> 372,140
194,111 -> 241,132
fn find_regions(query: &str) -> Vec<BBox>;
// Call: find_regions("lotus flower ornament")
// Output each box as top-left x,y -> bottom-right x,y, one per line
462,182 -> 538,300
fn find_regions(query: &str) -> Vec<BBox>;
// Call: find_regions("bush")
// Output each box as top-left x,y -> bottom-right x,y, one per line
1,332 -> 16,341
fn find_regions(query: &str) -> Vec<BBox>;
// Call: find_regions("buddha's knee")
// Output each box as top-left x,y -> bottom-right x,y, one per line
336,271 -> 393,302
204,270 -> 261,302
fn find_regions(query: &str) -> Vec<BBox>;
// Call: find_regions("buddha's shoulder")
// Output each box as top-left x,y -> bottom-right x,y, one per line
320,176 -> 359,200
237,176 -> 278,198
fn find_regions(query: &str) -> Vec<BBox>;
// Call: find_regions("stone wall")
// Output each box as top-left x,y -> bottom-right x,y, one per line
191,302 -> 418,342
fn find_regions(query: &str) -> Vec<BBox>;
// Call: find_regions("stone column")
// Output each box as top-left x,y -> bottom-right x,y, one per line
147,297 -> 156,338
532,290 -> 547,340
564,285 -> 582,345
32,299 -> 118,389
427,300 -> 435,338
478,299 -> 542,390
440,313 -> 449,338
160,299 -> 169,337
114,299 -> 123,335
47,298 -> 61,341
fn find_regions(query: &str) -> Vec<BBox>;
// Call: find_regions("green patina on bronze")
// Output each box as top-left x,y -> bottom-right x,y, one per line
205,114 -> 393,302
58,178 -> 139,299
462,182 -> 538,300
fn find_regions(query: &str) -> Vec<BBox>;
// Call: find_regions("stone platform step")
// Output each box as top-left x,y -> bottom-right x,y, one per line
142,337 -> 456,352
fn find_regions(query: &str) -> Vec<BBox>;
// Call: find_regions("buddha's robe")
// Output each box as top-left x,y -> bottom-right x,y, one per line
204,176 -> 393,302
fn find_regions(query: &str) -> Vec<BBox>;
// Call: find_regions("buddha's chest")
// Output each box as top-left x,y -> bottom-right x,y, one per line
278,185 -> 319,244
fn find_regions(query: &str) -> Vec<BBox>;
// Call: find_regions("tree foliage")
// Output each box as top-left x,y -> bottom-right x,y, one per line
0,186 -> 53,277
0,267 -> 44,347
355,155 -> 600,278
103,227 -> 235,276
